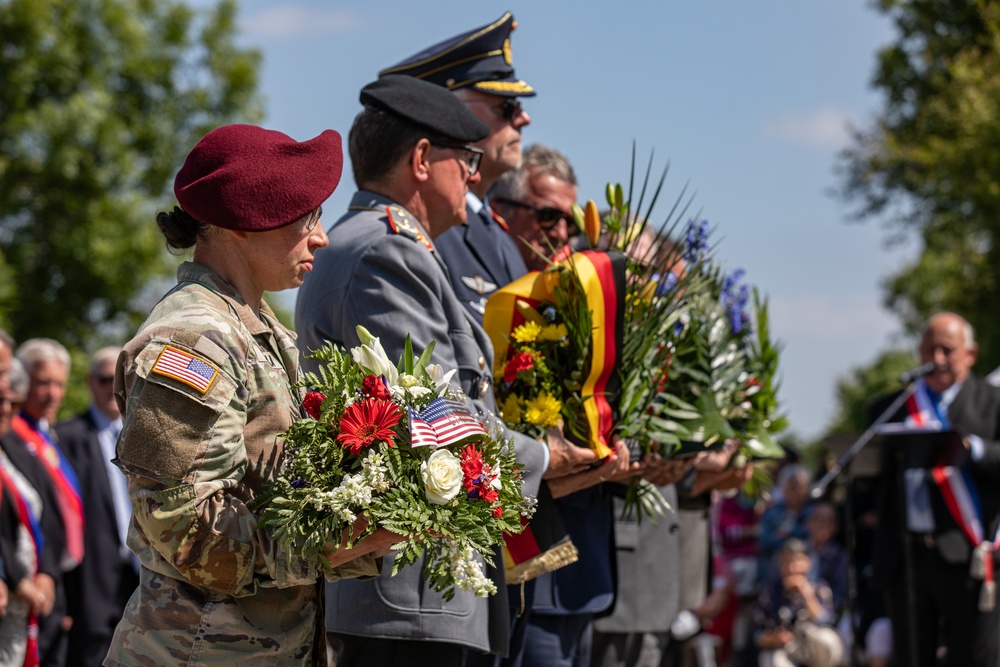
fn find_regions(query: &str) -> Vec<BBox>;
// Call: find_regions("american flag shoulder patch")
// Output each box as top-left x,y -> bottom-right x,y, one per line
151,345 -> 219,394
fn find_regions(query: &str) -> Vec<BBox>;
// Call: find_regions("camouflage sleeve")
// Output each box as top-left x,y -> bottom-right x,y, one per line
117,337 -> 378,596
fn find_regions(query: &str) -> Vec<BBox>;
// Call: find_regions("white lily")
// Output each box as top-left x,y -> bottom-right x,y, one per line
425,363 -> 458,396
351,326 -> 399,386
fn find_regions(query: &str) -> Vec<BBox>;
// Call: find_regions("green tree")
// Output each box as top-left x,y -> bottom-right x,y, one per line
0,0 -> 262,351
825,348 -> 918,434
839,0 -> 1000,370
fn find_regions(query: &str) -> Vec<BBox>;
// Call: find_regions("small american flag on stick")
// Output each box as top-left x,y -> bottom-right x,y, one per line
409,398 -> 487,448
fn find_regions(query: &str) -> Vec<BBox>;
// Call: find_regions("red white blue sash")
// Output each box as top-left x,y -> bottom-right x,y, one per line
906,380 -> 1000,609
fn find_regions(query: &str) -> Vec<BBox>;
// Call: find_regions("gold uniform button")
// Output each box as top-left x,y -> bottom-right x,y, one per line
478,356 -> 486,370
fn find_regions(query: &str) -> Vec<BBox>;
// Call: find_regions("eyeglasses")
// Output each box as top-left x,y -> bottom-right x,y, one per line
430,141 -> 484,176
94,375 -> 115,386
305,205 -> 323,233
492,198 -> 573,230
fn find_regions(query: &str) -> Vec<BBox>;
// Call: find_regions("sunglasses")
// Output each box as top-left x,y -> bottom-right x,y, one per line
94,374 -> 115,386
430,141 -> 484,176
497,99 -> 522,122
492,198 -> 572,230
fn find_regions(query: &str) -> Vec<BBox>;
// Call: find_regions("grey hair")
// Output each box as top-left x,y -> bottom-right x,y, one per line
89,346 -> 121,376
8,358 -> 28,401
16,338 -> 71,373
489,143 -> 578,202
0,329 -> 14,353
777,463 -> 810,490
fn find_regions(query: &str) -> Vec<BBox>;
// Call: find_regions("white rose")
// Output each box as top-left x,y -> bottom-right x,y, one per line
421,449 -> 463,505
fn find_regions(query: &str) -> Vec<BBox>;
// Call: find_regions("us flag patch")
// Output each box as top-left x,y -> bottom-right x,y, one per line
152,345 -> 219,394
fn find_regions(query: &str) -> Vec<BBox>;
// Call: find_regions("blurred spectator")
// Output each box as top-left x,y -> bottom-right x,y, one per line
758,465 -> 812,582
9,338 -> 82,667
805,502 -> 848,615
57,347 -> 138,667
0,353 -> 52,666
754,539 -> 843,667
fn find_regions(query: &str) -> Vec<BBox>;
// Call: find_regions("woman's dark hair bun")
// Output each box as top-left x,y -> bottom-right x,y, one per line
156,206 -> 207,250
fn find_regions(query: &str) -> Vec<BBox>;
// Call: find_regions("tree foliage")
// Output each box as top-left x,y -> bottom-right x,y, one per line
825,348 -> 918,435
839,0 -> 1000,369
0,0 -> 262,351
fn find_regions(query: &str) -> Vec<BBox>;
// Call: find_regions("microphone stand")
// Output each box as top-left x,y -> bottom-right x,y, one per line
810,381 -> 919,667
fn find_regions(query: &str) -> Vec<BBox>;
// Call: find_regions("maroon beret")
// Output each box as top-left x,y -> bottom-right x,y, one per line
174,124 -> 343,232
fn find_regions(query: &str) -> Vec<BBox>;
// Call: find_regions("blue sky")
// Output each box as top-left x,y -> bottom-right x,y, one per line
232,1 -> 913,440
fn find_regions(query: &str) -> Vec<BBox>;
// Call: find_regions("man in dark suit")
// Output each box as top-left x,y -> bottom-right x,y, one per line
56,347 -> 138,667
871,311 -> 1000,667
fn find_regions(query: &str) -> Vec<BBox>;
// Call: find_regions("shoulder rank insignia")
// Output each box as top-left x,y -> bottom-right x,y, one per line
490,209 -> 510,232
152,345 -> 219,394
386,206 -> 433,251
461,274 -> 498,295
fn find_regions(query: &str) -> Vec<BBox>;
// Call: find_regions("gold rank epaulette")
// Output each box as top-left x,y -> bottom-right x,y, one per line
385,205 -> 433,251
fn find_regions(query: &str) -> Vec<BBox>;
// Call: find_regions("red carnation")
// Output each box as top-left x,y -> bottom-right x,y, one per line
503,351 -> 534,384
493,506 -> 504,519
337,398 -> 402,455
479,485 -> 499,504
302,391 -> 326,419
460,445 -> 485,490
362,374 -> 392,400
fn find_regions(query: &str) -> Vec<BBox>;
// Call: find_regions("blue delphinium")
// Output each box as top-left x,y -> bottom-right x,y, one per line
683,219 -> 710,264
651,270 -> 678,297
721,268 -> 751,335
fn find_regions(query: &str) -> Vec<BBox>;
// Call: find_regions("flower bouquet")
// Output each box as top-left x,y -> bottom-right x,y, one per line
260,327 -> 533,600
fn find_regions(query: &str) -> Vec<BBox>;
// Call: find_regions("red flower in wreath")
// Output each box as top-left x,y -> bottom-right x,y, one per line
478,484 -> 499,504
362,374 -> 392,400
302,391 -> 326,419
460,444 -> 485,491
493,505 -> 504,519
503,351 -> 534,384
337,398 -> 402,455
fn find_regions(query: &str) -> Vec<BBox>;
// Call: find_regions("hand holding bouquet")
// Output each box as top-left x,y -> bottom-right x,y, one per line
260,327 -> 533,599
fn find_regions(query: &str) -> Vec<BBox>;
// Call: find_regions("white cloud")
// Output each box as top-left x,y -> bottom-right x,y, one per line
242,6 -> 364,38
764,107 -> 852,150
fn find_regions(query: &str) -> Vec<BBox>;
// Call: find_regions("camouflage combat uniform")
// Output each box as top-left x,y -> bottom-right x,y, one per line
104,262 -> 378,666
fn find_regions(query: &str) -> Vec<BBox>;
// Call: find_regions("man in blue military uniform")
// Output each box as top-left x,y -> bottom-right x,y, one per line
379,12 -> 534,320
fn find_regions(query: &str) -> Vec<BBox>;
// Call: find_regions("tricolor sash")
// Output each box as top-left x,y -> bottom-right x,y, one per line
905,381 -> 1000,610
11,414 -> 84,568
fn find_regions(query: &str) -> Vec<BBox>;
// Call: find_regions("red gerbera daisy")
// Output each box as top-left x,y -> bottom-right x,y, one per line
337,398 -> 402,455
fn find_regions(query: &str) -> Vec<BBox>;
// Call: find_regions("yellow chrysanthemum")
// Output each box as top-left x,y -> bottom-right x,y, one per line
524,392 -> 562,427
538,324 -> 568,341
511,321 -> 543,343
499,394 -> 522,424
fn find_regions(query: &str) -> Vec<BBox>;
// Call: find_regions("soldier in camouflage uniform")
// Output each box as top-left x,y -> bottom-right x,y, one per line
104,125 -> 394,667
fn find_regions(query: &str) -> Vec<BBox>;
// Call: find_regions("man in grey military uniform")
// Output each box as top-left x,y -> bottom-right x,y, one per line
295,75 -> 583,665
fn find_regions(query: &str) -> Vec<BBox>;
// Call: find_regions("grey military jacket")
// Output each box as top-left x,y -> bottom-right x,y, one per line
295,190 -> 547,654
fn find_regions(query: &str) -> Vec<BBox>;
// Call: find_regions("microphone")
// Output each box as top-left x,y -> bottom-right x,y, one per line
898,361 -> 938,384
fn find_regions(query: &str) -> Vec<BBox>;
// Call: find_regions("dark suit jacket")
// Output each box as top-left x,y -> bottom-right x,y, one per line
55,409 -> 138,663
435,199 -> 528,320
871,375 -> 1000,582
